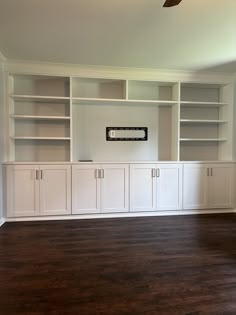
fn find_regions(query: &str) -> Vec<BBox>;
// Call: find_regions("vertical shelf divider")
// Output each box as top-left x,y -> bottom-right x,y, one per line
172,82 -> 181,161
69,76 -> 73,162
125,80 -> 129,100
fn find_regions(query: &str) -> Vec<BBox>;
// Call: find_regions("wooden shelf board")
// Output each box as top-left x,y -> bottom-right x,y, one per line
11,137 -> 71,141
180,138 -> 227,142
72,97 -> 177,106
10,115 -> 70,120
11,95 -> 70,103
180,119 -> 227,124
180,101 -> 228,107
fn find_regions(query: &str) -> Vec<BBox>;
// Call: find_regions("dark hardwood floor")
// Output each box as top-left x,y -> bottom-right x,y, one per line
1,214 -> 236,315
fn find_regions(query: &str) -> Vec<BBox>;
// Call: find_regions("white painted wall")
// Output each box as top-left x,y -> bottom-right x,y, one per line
72,104 -> 173,162
0,61 -> 4,223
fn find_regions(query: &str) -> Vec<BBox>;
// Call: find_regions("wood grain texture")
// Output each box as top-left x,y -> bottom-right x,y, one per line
1,214 -> 236,314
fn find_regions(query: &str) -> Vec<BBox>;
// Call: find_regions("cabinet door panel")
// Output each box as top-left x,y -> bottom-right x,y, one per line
183,164 -> 208,209
7,165 -> 39,217
130,164 -> 156,212
40,165 -> 71,215
101,164 -> 129,213
72,165 -> 100,214
208,164 -> 233,208
157,164 -> 182,210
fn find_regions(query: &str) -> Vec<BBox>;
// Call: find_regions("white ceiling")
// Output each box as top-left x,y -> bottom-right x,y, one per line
0,0 -> 236,72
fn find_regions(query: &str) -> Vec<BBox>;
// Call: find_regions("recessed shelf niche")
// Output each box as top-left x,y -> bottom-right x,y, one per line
72,78 -> 126,99
128,81 -> 179,102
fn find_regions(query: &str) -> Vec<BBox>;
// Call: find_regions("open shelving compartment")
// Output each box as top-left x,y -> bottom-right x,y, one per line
179,83 -> 233,161
10,138 -> 71,162
72,77 -> 127,100
71,78 -> 180,162
127,80 -> 179,103
8,74 -> 71,162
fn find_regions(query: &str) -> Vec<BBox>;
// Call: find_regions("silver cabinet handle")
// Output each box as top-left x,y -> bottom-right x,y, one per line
207,168 -> 209,176
101,169 -> 104,178
152,168 -> 156,177
156,168 -> 160,177
36,170 -> 39,180
211,168 -> 213,176
40,170 -> 43,180
95,169 -> 100,178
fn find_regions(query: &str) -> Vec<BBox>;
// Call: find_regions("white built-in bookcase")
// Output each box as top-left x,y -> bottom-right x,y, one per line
179,83 -> 233,161
8,75 -> 71,162
6,74 -> 233,162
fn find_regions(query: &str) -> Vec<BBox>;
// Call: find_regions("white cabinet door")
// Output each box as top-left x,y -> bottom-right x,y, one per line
130,164 -> 156,212
72,164 -> 100,214
100,164 -> 129,213
7,165 -> 39,217
156,164 -> 182,210
39,165 -> 71,215
208,164 -> 233,208
183,164 -> 208,209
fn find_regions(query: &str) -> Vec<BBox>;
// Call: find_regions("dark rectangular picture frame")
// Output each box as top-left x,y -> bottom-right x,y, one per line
106,127 -> 148,141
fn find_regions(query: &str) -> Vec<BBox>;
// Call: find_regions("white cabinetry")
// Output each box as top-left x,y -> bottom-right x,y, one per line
72,164 -> 129,214
3,72 -> 235,220
207,164 -> 233,208
100,164 -> 129,213
130,164 -> 182,212
72,164 -> 100,214
6,165 -> 40,217
6,164 -> 71,217
183,164 -> 233,209
39,165 -> 71,215
156,164 -> 183,210
130,164 -> 156,212
183,164 -> 208,209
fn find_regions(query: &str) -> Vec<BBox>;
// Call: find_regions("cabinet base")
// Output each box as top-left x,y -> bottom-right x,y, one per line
5,209 -> 236,223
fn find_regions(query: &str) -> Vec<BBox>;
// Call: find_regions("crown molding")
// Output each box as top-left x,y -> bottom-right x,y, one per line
0,51 -> 7,64
5,59 -> 235,84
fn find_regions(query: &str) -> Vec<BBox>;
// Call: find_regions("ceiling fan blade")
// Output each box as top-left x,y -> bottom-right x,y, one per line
163,0 -> 183,7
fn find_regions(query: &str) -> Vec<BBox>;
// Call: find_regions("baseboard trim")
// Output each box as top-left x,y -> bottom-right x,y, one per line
0,218 -> 5,226
5,209 -> 236,223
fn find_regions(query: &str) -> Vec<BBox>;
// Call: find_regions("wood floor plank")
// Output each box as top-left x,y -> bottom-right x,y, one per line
1,214 -> 236,314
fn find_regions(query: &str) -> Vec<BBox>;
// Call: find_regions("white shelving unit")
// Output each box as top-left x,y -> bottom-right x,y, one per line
179,83 -> 233,161
6,74 -> 233,163
3,72 -> 235,219
8,75 -> 71,162
71,78 -> 179,162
